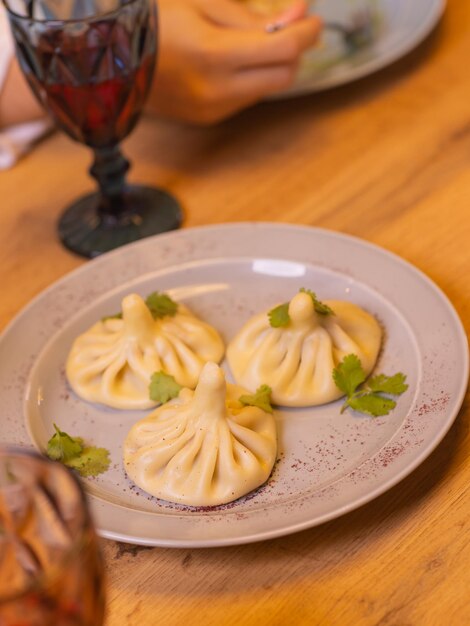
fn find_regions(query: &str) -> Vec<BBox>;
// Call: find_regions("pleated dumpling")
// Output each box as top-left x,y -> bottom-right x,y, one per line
66,293 -> 225,410
227,290 -> 382,407
123,362 -> 277,506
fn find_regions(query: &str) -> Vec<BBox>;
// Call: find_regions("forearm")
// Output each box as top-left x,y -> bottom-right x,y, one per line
0,57 -> 45,129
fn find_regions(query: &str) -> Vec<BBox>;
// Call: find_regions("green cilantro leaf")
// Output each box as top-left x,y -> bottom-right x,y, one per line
268,289 -> 334,328
268,303 -> 290,328
368,373 -> 408,395
47,424 -> 83,462
346,393 -> 397,417
102,291 -> 178,323
65,446 -> 110,478
332,354 -> 367,398
149,371 -> 182,404
333,354 -> 408,418
299,288 -> 335,316
145,292 -> 178,319
239,385 -> 274,414
46,425 -> 110,477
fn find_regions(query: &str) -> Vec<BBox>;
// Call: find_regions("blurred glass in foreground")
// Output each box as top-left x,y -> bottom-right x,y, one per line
0,447 -> 105,626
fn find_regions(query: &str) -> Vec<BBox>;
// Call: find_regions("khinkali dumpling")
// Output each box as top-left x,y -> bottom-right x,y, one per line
66,293 -> 225,409
123,362 -> 277,506
227,290 -> 382,407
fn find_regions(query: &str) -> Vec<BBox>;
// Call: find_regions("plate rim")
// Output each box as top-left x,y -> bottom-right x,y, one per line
1,223 -> 468,547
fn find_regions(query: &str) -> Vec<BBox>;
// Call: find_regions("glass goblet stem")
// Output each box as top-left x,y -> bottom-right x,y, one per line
90,145 -> 133,225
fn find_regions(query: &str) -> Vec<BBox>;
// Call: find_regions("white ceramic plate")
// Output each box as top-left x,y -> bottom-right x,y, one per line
1,224 -> 467,547
281,0 -> 445,96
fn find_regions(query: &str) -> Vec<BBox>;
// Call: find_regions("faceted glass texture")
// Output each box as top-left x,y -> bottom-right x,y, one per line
6,0 -> 157,148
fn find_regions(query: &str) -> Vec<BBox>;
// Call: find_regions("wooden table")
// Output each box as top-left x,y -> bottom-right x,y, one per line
1,0 -> 469,623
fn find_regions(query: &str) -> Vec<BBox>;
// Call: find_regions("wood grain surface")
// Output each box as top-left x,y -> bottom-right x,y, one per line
1,0 -> 469,624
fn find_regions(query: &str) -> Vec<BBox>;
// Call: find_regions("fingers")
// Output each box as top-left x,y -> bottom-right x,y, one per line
187,63 -> 299,124
200,0 -> 273,30
232,63 -> 299,99
201,0 -> 309,30
265,0 -> 311,30
195,0 -> 322,70
279,14 -> 323,54
152,0 -> 321,126
217,15 -> 323,69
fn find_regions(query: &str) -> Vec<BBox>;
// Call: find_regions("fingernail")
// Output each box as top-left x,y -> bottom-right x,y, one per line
265,21 -> 286,34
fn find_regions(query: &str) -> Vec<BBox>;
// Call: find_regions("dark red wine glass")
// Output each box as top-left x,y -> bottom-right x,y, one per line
3,0 -> 182,258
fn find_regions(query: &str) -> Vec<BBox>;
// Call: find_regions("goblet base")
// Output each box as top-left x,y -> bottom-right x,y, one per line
58,185 -> 183,258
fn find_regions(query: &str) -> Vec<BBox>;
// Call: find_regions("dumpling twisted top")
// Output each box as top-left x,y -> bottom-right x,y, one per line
227,291 -> 382,407
123,362 -> 277,506
66,293 -> 225,409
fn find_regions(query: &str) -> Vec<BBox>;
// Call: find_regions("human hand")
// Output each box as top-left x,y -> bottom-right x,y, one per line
149,0 -> 322,125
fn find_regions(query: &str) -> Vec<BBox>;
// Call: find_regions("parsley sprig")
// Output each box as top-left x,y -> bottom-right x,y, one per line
145,292 -> 178,319
149,371 -> 182,404
333,354 -> 408,417
268,303 -> 290,328
268,288 -> 334,328
299,288 -> 335,316
239,385 -> 274,413
46,424 -> 110,477
103,291 -> 178,322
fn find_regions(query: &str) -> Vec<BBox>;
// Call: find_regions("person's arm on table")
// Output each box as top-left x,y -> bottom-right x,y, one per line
0,58 -> 45,129
0,0 -> 322,167
0,7 -> 49,169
